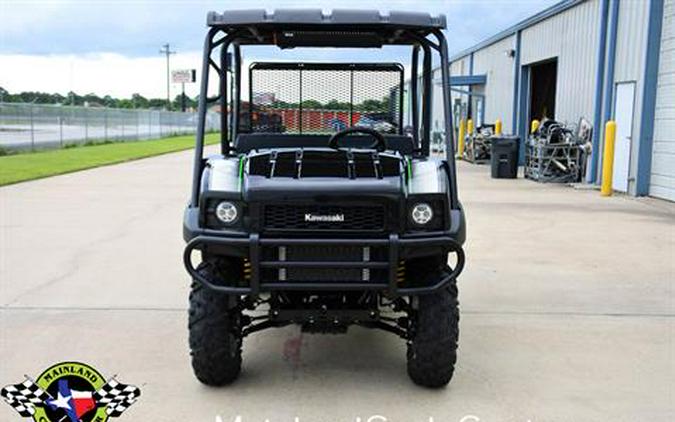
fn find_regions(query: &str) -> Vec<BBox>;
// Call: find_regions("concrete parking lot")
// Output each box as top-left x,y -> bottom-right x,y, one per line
1,149 -> 673,421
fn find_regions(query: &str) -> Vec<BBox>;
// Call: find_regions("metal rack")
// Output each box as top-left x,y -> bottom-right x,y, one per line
524,119 -> 592,183
463,125 -> 494,164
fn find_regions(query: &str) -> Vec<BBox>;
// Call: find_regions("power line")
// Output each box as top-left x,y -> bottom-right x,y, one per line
159,43 -> 176,110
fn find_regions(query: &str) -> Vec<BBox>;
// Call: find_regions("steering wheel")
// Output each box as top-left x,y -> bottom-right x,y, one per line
328,126 -> 387,152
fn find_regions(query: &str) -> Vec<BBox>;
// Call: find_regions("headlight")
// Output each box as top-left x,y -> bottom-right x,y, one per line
411,202 -> 433,225
215,201 -> 239,224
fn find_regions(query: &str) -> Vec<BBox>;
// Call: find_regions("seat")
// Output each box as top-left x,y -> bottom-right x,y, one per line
234,133 -> 415,155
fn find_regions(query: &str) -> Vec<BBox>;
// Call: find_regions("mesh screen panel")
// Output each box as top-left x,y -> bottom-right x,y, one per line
248,69 -> 300,133
248,63 -> 402,135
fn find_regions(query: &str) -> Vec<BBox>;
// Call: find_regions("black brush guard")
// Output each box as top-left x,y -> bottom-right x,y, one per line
183,234 -> 464,296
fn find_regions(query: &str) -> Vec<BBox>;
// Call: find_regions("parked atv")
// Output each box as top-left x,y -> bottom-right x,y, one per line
183,9 -> 465,388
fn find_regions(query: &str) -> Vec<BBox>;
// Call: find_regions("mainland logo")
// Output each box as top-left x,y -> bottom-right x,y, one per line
1,361 -> 140,422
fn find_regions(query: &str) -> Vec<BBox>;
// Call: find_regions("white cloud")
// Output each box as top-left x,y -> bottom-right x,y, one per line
0,46 -> 415,100
0,0 -> 560,99
0,51 -> 205,99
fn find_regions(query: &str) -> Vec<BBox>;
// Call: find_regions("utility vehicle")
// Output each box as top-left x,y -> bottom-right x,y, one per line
183,9 -> 466,388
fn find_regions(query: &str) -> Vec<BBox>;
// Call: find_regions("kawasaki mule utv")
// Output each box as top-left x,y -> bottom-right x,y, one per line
183,9 -> 466,388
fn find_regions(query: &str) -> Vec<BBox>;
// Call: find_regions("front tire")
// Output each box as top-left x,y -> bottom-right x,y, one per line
407,266 -> 459,388
188,262 -> 242,386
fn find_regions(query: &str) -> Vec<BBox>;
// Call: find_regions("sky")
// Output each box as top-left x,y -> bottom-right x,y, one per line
0,0 -> 560,99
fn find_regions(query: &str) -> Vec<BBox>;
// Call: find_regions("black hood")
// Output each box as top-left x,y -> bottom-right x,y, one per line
242,148 -> 405,203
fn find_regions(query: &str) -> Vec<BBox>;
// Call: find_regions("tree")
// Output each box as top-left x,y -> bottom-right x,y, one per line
148,98 -> 167,109
0,87 -> 195,111
51,93 -> 66,104
132,93 -> 149,109
172,93 -> 197,111
325,99 -> 350,110
66,91 -> 80,105
83,93 -> 103,106
102,95 -> 116,107
301,99 -> 322,109
356,98 -> 387,112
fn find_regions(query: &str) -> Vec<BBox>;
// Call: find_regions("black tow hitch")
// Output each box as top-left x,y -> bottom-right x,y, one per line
272,308 -> 378,334
239,308 -> 410,338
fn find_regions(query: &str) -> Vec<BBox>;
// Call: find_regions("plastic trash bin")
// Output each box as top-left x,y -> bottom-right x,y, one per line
490,136 -> 520,178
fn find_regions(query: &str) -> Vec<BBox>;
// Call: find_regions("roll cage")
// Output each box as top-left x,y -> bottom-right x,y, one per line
190,9 -> 458,208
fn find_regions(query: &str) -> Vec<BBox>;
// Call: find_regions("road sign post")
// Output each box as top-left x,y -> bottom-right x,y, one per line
171,69 -> 196,112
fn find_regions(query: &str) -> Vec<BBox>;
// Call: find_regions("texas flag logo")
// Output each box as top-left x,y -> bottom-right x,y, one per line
46,379 -> 97,422
1,362 -> 140,422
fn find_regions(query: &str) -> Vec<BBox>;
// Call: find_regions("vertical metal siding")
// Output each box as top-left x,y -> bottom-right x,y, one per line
450,56 -> 470,77
472,35 -> 517,131
520,10 -> 564,65
650,0 -> 675,200
446,56 -> 472,129
614,0 -> 650,82
613,0 -> 650,194
520,0 -> 600,125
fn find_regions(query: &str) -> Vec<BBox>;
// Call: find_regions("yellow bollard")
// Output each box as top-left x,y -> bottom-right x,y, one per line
601,120 -> 617,197
457,119 -> 466,159
495,119 -> 502,135
530,119 -> 540,134
467,119 -> 474,135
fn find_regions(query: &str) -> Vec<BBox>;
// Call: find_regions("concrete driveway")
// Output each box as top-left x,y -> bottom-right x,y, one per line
1,150 -> 673,421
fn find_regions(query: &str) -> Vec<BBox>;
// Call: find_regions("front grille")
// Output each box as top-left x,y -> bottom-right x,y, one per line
263,204 -> 385,232
260,245 -> 388,283
289,245 -> 361,282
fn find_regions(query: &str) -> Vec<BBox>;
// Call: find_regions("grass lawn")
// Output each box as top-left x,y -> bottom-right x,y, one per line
0,133 -> 219,186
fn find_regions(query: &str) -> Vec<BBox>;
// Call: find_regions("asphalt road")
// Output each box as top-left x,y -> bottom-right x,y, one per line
1,150 -> 673,422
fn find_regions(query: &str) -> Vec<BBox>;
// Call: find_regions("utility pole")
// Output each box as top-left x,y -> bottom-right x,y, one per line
159,43 -> 176,110
181,82 -> 186,112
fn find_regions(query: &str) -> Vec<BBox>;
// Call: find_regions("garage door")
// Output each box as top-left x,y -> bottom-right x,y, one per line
649,0 -> 675,201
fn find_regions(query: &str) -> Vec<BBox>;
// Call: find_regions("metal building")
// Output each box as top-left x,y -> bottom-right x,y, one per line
426,0 -> 672,201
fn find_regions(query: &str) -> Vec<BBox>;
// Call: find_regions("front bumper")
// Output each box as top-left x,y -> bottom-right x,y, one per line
183,231 -> 464,296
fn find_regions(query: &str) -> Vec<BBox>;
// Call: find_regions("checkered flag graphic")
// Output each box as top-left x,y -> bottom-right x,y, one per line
93,378 -> 141,417
1,378 -> 51,417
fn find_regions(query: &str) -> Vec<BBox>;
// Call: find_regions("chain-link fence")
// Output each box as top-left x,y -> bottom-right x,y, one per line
0,102 -> 219,152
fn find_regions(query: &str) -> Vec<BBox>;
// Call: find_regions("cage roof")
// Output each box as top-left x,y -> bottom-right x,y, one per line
207,9 -> 446,31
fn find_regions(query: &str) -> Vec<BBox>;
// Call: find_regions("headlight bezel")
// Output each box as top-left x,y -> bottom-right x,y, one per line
203,197 -> 246,229
410,202 -> 434,225
215,201 -> 240,225
406,195 -> 446,231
